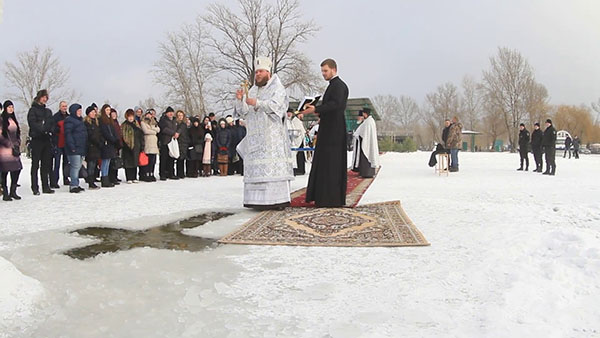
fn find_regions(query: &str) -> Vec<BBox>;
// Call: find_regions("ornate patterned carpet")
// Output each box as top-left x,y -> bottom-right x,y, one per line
219,201 -> 429,247
290,170 -> 378,208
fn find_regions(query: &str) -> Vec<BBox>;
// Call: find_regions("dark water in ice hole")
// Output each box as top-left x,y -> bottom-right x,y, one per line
63,212 -> 234,260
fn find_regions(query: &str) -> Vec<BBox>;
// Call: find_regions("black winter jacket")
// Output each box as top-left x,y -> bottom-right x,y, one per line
85,117 -> 103,161
158,115 -> 177,146
27,102 -> 54,140
531,129 -> 543,150
542,126 -> 557,148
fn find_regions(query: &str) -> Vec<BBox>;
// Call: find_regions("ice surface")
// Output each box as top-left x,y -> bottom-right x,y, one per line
1,152 -> 599,337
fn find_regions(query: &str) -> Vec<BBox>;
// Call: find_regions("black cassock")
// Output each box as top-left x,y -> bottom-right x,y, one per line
305,76 -> 349,207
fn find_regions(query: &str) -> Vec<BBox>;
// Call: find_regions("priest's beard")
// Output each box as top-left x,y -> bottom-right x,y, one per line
255,75 -> 270,87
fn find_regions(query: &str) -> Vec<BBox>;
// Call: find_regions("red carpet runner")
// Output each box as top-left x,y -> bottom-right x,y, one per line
290,169 -> 378,208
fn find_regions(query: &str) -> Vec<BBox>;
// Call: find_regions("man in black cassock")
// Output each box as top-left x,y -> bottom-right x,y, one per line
302,58 -> 349,207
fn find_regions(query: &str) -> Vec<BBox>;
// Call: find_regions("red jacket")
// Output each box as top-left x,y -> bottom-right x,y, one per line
57,120 -> 66,148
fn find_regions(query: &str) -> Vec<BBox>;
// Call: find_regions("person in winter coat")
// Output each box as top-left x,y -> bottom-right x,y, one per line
187,117 -> 205,178
530,122 -> 543,172
215,118 -> 231,176
563,134 -> 572,159
140,110 -> 160,182
99,104 -> 118,187
158,107 -> 178,180
110,109 -> 123,184
441,119 -> 451,150
0,100 -> 23,201
84,106 -> 102,189
120,109 -> 145,183
28,89 -> 56,195
175,110 -> 190,179
64,104 -> 87,193
445,116 -> 463,172
572,135 -> 580,159
517,123 -> 530,171
234,119 -> 247,175
202,116 -> 214,176
542,119 -> 557,175
51,101 -> 70,188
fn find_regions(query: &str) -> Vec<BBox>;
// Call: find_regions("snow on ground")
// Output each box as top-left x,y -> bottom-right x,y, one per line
0,256 -> 46,338
1,152 -> 600,337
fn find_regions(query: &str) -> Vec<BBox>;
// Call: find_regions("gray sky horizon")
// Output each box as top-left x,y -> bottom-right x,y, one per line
0,0 -> 598,113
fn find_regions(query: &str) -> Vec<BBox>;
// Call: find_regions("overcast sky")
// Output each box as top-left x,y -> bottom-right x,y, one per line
0,0 -> 598,112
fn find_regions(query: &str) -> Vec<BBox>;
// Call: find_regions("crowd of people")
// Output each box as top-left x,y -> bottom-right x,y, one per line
0,89 -> 249,200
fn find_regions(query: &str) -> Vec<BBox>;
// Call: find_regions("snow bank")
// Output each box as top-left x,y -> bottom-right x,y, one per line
0,256 -> 45,338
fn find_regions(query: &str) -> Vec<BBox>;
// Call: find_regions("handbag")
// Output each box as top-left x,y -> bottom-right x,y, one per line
7,132 -> 20,156
138,151 -> 149,166
167,137 -> 180,158
12,145 -> 20,157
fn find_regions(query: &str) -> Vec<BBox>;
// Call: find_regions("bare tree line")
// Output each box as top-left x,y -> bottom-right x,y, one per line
153,0 -> 323,116
372,47 -> 600,151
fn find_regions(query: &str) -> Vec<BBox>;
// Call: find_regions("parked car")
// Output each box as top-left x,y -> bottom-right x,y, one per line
589,143 -> 600,154
579,146 -> 591,155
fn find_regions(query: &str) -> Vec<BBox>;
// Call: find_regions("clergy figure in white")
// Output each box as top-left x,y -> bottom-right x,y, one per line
352,108 -> 380,178
235,56 -> 294,209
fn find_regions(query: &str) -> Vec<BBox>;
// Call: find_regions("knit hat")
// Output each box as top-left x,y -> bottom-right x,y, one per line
255,56 -> 272,72
534,122 -> 540,127
225,116 -> 234,124
85,106 -> 95,115
546,119 -> 552,124
519,123 -> 525,127
165,106 -> 174,114
91,102 -> 98,109
3,100 -> 13,109
69,103 -> 82,115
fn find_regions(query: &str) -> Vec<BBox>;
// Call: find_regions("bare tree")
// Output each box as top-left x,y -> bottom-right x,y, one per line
423,82 -> 461,143
153,20 -> 214,116
523,82 -> 549,126
203,0 -> 321,95
372,94 -> 400,135
481,102 -> 506,151
460,75 -> 482,131
396,95 -> 421,133
3,46 -> 77,116
481,47 -> 542,152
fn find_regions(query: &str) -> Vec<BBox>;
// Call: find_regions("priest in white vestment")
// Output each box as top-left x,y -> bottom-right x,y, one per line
234,56 -> 294,209
352,108 -> 380,178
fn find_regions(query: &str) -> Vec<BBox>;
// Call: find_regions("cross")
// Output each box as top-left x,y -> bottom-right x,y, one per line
241,80 -> 250,97
63,212 -> 233,260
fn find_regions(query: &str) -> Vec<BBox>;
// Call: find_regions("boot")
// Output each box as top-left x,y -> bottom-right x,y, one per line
2,186 -> 12,201
101,176 -> 114,188
550,166 -> 556,176
10,185 -> 21,200
516,167 -> 523,171
88,179 -> 100,190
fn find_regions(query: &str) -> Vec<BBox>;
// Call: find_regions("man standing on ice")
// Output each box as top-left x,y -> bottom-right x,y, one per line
302,58 -> 349,207
517,123 -> 530,171
542,119 -> 557,176
352,108 -> 379,178
234,56 -> 294,210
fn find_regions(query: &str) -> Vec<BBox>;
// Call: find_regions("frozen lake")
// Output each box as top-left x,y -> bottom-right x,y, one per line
1,151 -> 600,337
